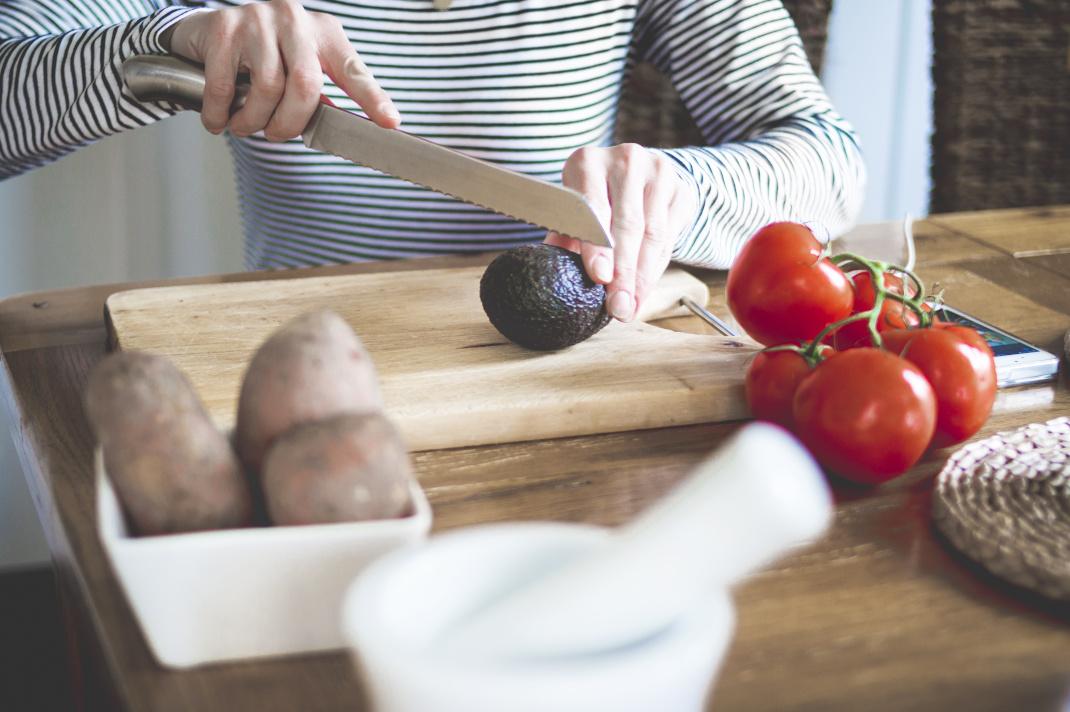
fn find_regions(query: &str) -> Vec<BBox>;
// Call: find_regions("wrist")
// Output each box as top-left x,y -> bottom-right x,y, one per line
657,152 -> 705,254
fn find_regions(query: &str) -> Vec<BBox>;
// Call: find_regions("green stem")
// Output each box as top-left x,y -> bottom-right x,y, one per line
828,251 -> 934,335
762,342 -> 829,369
805,311 -> 870,356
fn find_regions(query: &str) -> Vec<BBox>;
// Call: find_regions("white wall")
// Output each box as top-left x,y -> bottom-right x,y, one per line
0,0 -> 934,570
0,113 -> 243,571
823,0 -> 933,222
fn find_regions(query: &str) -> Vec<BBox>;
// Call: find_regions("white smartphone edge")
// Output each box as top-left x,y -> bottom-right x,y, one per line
935,304 -> 1061,388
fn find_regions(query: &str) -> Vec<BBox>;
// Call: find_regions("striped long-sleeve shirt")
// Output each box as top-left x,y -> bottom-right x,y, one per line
0,0 -> 865,270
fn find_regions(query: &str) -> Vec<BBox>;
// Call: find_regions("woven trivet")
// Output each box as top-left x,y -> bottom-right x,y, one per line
932,417 -> 1070,600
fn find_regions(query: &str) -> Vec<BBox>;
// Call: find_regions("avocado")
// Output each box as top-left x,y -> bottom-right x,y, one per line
479,244 -> 612,351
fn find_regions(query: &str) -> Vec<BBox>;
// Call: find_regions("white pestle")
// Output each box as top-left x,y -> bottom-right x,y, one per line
441,422 -> 833,661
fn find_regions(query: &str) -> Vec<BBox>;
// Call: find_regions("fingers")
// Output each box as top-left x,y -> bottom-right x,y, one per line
317,15 -> 400,128
604,144 -> 650,322
560,146 -> 687,323
227,5 -> 284,137
189,1 -> 400,140
562,148 -> 614,285
264,8 -> 322,141
633,158 -> 676,308
200,13 -> 241,134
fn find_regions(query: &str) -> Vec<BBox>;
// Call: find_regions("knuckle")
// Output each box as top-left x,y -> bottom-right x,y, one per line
226,112 -> 255,135
613,212 -> 644,235
343,54 -> 370,77
248,7 -> 275,36
652,154 -> 673,176
210,20 -> 236,46
614,263 -> 637,285
272,0 -> 302,15
615,142 -> 646,164
205,79 -> 235,101
243,2 -> 270,22
570,146 -> 601,164
260,70 -> 286,98
263,124 -> 290,142
643,222 -> 670,247
289,66 -> 322,98
213,8 -> 239,30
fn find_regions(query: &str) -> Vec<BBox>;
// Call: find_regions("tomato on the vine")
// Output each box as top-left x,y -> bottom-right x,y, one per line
792,348 -> 937,484
881,325 -> 996,448
727,222 -> 853,346
745,349 -> 815,429
833,271 -> 920,350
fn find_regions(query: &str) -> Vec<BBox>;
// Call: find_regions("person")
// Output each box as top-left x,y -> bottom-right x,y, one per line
0,0 -> 864,323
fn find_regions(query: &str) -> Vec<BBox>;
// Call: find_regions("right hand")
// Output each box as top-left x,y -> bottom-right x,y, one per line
166,0 -> 400,141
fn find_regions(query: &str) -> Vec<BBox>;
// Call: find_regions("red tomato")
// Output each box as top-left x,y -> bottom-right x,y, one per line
833,271 -> 920,350
726,222 -> 853,346
792,349 -> 937,484
745,349 -> 814,428
881,325 -> 997,448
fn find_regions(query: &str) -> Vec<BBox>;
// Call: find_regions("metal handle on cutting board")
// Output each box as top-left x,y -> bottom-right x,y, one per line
123,54 -> 250,113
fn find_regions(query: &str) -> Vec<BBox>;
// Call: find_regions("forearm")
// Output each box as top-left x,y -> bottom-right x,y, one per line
658,112 -> 866,269
636,0 -> 866,269
0,3 -> 199,180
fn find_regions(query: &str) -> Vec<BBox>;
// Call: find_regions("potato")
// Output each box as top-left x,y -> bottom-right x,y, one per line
235,309 -> 383,474
85,351 -> 252,535
262,413 -> 414,525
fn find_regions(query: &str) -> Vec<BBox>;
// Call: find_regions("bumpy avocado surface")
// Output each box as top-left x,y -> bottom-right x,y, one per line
480,244 -> 612,351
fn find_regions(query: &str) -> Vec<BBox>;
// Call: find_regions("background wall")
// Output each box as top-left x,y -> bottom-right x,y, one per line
824,0 -> 933,223
0,0 -> 934,570
0,114 -> 244,569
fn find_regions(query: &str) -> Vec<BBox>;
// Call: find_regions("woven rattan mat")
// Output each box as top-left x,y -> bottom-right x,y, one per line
933,417 -> 1070,600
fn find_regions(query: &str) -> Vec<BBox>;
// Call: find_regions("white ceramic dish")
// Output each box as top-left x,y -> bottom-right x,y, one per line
95,450 -> 432,669
343,522 -> 734,712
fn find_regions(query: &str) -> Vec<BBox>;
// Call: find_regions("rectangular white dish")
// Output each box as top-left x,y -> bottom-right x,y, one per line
95,450 -> 432,669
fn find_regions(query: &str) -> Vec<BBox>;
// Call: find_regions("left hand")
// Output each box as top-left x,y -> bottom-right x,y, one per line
545,144 -> 699,322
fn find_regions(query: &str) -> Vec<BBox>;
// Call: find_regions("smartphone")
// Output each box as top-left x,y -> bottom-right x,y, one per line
931,304 -> 1060,388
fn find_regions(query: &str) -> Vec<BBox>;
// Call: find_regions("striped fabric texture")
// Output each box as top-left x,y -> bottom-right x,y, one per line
0,0 -> 865,270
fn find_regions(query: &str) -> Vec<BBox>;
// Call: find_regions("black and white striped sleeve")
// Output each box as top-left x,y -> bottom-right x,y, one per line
0,1 -> 202,181
637,0 -> 866,269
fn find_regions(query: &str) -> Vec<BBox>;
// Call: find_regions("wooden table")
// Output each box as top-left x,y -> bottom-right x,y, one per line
3,206 -> 1069,712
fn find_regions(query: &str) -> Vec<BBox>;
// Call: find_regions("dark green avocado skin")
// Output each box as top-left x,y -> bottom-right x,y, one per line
480,244 -> 612,351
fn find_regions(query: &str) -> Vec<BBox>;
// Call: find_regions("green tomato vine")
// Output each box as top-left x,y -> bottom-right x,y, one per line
773,252 -> 937,364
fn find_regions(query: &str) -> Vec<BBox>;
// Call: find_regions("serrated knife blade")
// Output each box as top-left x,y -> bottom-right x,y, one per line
122,54 -> 613,248
303,103 -> 612,247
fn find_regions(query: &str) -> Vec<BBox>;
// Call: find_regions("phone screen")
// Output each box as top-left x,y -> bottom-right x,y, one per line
934,308 -> 1039,356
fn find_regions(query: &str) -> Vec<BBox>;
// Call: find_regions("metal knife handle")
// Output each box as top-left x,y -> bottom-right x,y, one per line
123,54 -> 250,114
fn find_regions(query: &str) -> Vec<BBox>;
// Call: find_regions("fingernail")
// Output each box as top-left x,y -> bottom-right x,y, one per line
379,102 -> 400,121
608,290 -> 634,321
592,254 -> 613,283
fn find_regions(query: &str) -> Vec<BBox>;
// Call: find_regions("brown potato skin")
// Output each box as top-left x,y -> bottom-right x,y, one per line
235,309 -> 383,475
262,413 -> 414,526
85,352 -> 253,535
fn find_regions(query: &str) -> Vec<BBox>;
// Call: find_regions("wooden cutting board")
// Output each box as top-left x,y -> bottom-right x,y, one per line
105,266 -> 755,451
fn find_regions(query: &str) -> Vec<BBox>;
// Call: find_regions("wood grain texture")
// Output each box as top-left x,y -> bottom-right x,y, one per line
929,205 -> 1070,257
2,210 -> 1070,712
105,267 -> 755,451
1023,252 -> 1070,281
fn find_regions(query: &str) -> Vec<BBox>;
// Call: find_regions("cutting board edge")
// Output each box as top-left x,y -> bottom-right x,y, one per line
105,266 -> 751,451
